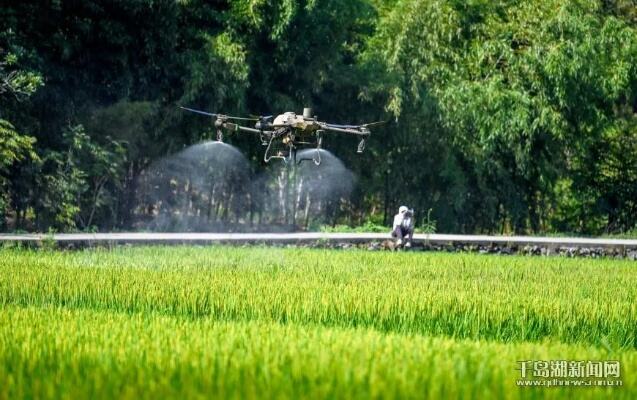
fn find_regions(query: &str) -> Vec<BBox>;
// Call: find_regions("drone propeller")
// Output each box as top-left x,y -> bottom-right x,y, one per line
362,120 -> 389,128
179,106 -> 258,121
251,114 -> 273,121
179,106 -> 218,117
324,120 -> 388,130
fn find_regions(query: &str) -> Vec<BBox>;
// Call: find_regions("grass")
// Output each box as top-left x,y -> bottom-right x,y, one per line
0,246 -> 635,399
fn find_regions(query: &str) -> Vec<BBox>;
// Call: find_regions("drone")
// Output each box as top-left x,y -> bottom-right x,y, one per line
180,106 -> 385,165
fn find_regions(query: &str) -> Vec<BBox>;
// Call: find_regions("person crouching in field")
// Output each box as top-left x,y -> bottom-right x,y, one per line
391,206 -> 414,248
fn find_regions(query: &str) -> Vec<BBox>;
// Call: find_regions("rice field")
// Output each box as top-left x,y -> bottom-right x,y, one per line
0,246 -> 635,399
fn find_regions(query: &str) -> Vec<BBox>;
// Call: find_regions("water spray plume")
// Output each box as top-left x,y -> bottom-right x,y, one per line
259,149 -> 356,229
138,144 -> 356,231
140,141 -> 251,232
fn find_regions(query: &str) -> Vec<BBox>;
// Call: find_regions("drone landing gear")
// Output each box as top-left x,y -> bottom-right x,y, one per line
279,147 -> 297,165
312,132 -> 323,165
263,130 -> 325,166
311,146 -> 321,165
264,135 -> 297,164
295,131 -> 323,166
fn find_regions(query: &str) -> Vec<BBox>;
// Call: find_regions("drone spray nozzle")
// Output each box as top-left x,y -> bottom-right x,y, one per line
357,138 -> 366,153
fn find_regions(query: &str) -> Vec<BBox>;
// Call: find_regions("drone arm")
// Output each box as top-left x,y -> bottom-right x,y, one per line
222,122 -> 261,135
317,124 -> 371,154
219,122 -> 276,136
319,124 -> 370,136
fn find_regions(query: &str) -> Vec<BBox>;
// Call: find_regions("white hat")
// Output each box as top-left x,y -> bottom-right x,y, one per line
399,206 -> 408,213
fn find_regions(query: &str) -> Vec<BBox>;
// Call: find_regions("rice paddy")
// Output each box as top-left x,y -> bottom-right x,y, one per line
0,246 -> 635,399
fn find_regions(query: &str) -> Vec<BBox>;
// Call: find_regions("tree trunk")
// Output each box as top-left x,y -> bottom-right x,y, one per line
119,161 -> 140,229
293,176 -> 304,226
383,169 -> 390,226
304,194 -> 311,229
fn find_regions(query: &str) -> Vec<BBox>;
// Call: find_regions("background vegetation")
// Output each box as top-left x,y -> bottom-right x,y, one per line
1,0 -> 636,234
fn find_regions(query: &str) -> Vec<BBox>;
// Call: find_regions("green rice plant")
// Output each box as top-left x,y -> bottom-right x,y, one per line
0,246 -> 635,399
0,247 -> 635,348
1,305 -> 634,400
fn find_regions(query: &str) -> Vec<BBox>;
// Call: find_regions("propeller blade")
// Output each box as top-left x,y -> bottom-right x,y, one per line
179,106 -> 258,121
251,114 -> 274,121
179,106 -> 218,117
362,120 -> 389,128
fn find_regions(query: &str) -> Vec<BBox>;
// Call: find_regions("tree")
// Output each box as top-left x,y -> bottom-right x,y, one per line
365,0 -> 637,233
0,49 -> 42,230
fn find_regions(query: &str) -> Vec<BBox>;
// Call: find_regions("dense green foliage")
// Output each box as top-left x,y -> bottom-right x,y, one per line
0,246 -> 635,398
0,0 -> 635,234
